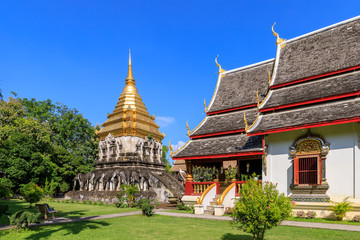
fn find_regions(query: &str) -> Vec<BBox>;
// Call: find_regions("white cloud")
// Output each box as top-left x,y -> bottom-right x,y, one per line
155,116 -> 175,128
172,140 -> 186,152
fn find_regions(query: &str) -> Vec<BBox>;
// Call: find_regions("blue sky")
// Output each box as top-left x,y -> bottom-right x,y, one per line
1,1 -> 359,157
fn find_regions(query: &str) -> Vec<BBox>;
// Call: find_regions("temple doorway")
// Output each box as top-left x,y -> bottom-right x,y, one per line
238,159 -> 262,181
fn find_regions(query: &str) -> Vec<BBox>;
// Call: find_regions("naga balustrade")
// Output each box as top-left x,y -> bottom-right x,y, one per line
185,181 -> 219,196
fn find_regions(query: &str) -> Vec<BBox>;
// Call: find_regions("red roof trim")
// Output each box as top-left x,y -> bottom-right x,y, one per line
248,117 -> 360,136
271,64 -> 360,90
260,91 -> 360,113
207,103 -> 257,115
172,151 -> 264,160
191,129 -> 245,139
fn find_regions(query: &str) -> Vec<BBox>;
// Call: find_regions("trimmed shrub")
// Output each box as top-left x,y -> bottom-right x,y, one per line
20,183 -> 44,208
231,176 -> 292,240
177,203 -> 192,211
141,203 -> 154,217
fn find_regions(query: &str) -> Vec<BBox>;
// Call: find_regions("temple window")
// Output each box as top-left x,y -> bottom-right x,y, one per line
294,155 -> 321,185
289,131 -> 329,186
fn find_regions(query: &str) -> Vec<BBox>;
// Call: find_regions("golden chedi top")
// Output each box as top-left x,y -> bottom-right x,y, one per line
97,51 -> 164,142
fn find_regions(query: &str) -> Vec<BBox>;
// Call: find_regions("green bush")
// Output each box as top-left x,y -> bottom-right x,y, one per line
59,182 -> 70,193
43,178 -> 58,197
231,176 -> 292,240
135,198 -> 150,208
115,193 -> 129,208
141,203 -> 154,217
177,203 -> 192,211
0,178 -> 13,199
0,204 -> 9,219
329,197 -> 352,221
8,210 -> 42,232
121,184 -> 139,206
20,182 -> 44,208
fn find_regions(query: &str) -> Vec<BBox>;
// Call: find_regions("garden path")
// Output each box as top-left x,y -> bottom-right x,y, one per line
1,209 -> 360,232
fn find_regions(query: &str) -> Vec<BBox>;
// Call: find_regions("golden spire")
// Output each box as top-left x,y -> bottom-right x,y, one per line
204,98 -> 208,112
271,22 -> 286,49
126,49 -> 134,82
256,89 -> 260,109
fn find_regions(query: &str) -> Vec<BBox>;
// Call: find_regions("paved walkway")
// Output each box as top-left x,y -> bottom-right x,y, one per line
1,209 -> 360,232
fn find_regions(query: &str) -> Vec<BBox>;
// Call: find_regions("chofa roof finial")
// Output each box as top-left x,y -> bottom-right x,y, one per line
169,139 -> 173,157
271,22 -> 286,49
186,120 -> 190,137
215,55 -> 226,75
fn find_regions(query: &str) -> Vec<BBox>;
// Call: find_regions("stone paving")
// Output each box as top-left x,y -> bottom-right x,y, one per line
1,209 -> 360,232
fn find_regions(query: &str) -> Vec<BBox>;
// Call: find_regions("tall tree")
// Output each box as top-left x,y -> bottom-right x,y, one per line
22,98 -> 98,188
161,145 -> 171,172
0,97 -> 55,189
0,97 -> 98,192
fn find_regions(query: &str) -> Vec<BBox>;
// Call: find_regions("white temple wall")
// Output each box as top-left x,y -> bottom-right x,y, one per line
264,123 -> 360,200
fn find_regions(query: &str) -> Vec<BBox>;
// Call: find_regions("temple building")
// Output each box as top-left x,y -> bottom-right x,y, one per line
66,52 -> 184,203
172,16 -> 360,217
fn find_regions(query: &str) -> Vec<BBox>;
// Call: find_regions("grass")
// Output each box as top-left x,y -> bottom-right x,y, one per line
164,209 -> 194,214
287,216 -> 360,225
0,214 -> 359,239
0,199 -> 137,225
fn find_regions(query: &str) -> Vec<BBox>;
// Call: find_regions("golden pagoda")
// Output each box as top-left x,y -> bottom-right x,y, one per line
97,51 -> 164,142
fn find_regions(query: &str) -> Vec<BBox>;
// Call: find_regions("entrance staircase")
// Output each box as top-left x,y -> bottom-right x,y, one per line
204,194 -> 222,215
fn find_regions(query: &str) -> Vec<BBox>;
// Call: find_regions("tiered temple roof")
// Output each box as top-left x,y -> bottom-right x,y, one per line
97,52 -> 164,141
248,16 -> 360,135
172,60 -> 274,160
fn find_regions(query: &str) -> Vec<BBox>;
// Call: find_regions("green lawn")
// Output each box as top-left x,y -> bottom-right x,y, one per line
0,199 -> 136,225
164,209 -> 194,214
1,214 -> 359,240
287,216 -> 360,226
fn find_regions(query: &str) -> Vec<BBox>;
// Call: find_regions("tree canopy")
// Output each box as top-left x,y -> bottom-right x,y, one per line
0,96 -> 98,194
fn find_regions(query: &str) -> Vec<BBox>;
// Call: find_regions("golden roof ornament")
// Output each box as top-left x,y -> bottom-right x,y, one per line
169,139 -> 173,157
215,55 -> 226,75
272,22 -> 286,49
186,120 -> 190,137
256,89 -> 260,109
204,98 -> 208,112
244,112 -> 248,133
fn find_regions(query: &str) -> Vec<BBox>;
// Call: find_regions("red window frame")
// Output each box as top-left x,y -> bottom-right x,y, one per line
294,155 -> 322,185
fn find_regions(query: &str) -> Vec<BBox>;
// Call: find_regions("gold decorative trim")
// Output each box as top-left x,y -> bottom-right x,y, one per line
197,183 -> 217,204
272,22 -> 286,49
172,139 -> 191,157
189,117 -> 207,135
256,89 -> 260,110
217,183 -> 236,205
244,112 -> 248,133
247,113 -> 260,132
